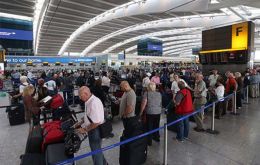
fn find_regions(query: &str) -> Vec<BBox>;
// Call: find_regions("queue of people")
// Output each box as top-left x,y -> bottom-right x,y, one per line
1,67 -> 260,165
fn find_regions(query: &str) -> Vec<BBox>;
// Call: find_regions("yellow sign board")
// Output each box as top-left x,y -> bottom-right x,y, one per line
0,50 -> 5,62
232,22 -> 248,49
200,48 -> 246,54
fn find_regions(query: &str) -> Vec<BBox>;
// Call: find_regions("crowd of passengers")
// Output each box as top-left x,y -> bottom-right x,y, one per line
0,67 -> 260,165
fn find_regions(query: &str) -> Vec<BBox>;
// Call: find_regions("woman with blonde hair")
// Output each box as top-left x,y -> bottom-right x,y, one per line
140,82 -> 162,146
12,76 -> 29,99
23,85 -> 40,125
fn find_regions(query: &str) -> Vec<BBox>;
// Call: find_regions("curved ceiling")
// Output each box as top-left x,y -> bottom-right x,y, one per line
1,0 -> 260,57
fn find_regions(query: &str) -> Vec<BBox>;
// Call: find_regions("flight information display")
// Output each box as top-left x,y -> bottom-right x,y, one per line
202,26 -> 232,51
0,28 -> 33,40
138,38 -> 163,56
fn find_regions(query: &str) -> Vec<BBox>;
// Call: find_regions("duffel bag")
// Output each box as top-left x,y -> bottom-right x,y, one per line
42,128 -> 64,152
50,94 -> 64,109
42,120 -> 62,130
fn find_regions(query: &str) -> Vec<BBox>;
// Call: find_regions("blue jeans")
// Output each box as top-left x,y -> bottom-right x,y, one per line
176,115 -> 189,140
88,128 -> 107,165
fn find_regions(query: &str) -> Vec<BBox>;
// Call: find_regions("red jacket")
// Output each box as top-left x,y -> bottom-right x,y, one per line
175,88 -> 193,115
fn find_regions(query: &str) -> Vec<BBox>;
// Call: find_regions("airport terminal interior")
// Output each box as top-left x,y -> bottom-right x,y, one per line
1,0 -> 260,165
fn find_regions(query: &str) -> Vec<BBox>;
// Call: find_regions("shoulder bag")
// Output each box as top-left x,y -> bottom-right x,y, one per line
87,115 -> 112,139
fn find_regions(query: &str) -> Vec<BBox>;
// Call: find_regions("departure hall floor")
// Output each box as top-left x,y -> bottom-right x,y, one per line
1,98 -> 260,165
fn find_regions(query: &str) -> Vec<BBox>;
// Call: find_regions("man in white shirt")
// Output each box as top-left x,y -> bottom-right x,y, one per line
171,75 -> 190,98
44,77 -> 57,96
76,86 -> 107,165
101,72 -> 110,93
208,69 -> 219,87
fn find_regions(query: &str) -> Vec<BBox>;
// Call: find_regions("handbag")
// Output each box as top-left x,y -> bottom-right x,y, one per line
87,116 -> 113,139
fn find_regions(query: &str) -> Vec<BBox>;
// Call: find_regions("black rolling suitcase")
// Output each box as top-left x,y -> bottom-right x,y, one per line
166,101 -> 178,132
119,135 -> 147,165
119,117 -> 147,165
167,110 -> 178,132
6,104 -> 25,126
25,126 -> 43,153
45,143 -> 74,165
20,153 -> 45,165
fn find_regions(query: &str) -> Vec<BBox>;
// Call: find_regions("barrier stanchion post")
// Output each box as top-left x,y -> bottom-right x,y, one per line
246,85 -> 249,104
71,89 -> 77,108
258,82 -> 260,98
206,102 -> 219,134
163,123 -> 168,165
231,91 -> 239,115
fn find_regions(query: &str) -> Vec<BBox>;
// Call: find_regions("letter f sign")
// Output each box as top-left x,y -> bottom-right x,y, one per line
236,27 -> 243,36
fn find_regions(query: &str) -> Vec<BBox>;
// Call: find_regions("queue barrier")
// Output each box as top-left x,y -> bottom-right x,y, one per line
55,83 -> 260,165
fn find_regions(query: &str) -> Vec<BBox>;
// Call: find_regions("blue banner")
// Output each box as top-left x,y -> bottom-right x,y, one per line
0,28 -> 33,40
5,56 -> 96,64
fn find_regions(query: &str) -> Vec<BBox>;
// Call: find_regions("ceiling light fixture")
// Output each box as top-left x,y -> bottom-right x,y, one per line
210,0 -> 219,4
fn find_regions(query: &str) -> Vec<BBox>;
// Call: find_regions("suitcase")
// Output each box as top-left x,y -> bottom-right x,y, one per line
119,134 -> 147,165
119,118 -> 147,165
166,101 -> 177,132
20,153 -> 45,165
167,110 -> 178,132
7,104 -> 25,126
25,126 -> 43,153
45,143 -> 73,165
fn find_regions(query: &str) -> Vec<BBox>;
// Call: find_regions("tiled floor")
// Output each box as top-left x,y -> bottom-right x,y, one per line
0,97 -> 260,165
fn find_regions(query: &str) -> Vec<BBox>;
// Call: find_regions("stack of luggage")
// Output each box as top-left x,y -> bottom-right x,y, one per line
20,106 -> 80,165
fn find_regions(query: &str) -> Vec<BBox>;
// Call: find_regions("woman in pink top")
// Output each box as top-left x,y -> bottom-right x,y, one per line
151,72 -> 161,85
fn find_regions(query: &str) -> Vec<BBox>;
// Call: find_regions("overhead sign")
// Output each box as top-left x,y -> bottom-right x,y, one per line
0,28 -> 33,40
201,21 -> 253,53
5,56 -> 96,64
232,22 -> 248,49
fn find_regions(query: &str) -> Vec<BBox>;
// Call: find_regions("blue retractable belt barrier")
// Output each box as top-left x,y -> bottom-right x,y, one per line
55,102 -> 216,165
55,90 -> 244,165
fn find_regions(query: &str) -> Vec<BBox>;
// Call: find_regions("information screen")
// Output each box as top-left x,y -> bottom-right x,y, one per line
138,38 -> 163,56
202,26 -> 232,51
199,50 -> 247,64
0,28 -> 33,40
